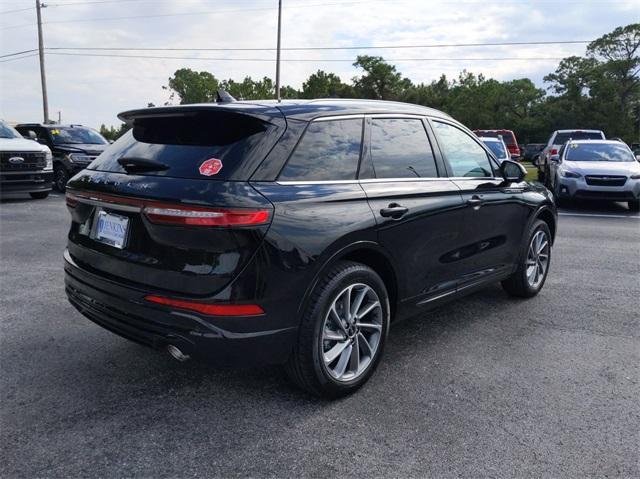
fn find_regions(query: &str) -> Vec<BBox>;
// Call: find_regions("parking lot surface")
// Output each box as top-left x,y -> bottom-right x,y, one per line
1,194 -> 639,478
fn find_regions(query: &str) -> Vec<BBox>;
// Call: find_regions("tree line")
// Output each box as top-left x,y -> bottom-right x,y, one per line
101,23 -> 639,144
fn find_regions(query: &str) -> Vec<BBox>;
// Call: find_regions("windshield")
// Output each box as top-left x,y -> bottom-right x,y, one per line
554,131 -> 603,145
49,127 -> 107,145
482,139 -> 507,158
0,122 -> 22,139
565,143 -> 635,162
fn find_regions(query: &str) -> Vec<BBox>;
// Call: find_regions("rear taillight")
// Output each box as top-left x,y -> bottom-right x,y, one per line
144,295 -> 264,316
65,191 -> 79,208
65,189 -> 271,227
143,205 -> 270,227
551,148 -> 558,155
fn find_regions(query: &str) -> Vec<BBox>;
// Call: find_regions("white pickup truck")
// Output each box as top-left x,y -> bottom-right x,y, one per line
0,121 -> 53,199
537,129 -> 605,182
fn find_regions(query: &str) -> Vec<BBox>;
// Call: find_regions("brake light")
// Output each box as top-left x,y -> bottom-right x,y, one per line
65,189 -> 271,227
65,191 -> 79,208
551,148 -> 558,155
143,205 -> 270,226
144,295 -> 264,316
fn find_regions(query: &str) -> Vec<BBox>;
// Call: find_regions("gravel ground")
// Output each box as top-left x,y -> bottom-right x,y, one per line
1,193 -> 638,478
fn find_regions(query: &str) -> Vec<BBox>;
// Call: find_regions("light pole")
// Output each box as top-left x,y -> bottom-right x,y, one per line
275,0 -> 282,102
36,0 -> 49,123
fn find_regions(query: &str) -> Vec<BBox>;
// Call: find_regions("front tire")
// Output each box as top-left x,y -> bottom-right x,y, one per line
502,220 -> 552,298
628,200 -> 640,212
286,261 -> 390,398
54,165 -> 69,192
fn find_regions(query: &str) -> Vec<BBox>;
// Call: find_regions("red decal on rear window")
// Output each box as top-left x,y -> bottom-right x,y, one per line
199,158 -> 223,176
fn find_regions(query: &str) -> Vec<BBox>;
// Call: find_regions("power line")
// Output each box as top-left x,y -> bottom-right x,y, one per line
0,49 -> 38,58
46,40 -> 593,52
0,6 -> 35,14
0,1 -> 387,29
0,53 -> 39,63
46,51 -> 566,62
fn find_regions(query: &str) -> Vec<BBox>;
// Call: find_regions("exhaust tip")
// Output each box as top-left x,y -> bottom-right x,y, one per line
167,344 -> 190,362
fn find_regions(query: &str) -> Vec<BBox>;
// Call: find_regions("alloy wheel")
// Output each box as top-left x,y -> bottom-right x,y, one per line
321,283 -> 383,382
526,230 -> 550,289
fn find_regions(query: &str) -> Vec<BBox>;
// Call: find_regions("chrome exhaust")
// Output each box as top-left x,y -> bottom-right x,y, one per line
167,344 -> 190,362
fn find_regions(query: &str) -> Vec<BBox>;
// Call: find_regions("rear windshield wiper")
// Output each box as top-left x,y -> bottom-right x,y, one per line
117,157 -> 169,173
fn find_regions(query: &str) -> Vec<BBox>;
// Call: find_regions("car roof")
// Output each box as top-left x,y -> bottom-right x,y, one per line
554,129 -> 603,133
119,99 -> 453,123
567,139 -> 625,145
16,123 -> 86,128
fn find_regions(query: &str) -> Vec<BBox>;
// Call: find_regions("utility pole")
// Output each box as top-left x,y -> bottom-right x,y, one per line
275,0 -> 282,102
36,0 -> 49,123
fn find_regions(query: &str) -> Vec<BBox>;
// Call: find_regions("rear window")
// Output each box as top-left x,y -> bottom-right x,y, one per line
278,119 -> 363,181
482,140 -> 507,159
89,111 -> 271,180
553,131 -> 603,145
475,131 -> 516,145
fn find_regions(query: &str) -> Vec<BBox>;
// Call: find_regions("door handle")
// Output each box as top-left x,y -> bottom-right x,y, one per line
467,196 -> 483,209
380,203 -> 408,219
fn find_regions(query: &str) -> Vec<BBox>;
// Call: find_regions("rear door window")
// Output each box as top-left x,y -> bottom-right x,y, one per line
89,110 -> 273,180
370,118 -> 438,178
278,118 -> 363,181
553,131 -> 604,145
433,121 -> 495,178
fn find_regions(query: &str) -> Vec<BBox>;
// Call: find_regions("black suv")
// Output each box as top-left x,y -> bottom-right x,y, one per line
15,123 -> 109,191
64,100 -> 557,397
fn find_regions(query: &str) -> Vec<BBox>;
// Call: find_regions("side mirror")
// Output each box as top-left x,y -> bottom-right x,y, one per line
27,130 -> 38,140
500,159 -> 527,183
108,139 -> 114,144
636,154 -> 640,162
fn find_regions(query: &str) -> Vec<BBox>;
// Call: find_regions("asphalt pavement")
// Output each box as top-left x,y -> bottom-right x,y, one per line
1,193 -> 638,478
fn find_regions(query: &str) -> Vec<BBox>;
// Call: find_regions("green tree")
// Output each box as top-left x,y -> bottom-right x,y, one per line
352,55 -> 413,100
300,70 -> 353,98
164,68 -> 219,104
99,123 -> 130,141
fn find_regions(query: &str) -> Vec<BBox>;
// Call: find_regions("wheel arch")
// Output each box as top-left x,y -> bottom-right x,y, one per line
536,207 -> 557,244
297,241 -> 400,321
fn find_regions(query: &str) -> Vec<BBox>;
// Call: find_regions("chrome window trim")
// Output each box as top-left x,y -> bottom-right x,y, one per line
74,197 -> 141,213
311,115 -> 365,122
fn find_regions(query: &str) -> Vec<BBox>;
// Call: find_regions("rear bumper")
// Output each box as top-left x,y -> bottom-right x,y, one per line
0,170 -> 53,194
64,249 -> 296,366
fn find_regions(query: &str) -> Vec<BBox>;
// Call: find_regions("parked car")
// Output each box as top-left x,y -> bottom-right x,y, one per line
537,129 -> 605,182
479,136 -> 510,163
547,139 -> 640,211
0,120 -> 53,199
523,143 -> 546,164
15,123 -> 109,191
63,99 -> 557,397
473,129 -> 521,158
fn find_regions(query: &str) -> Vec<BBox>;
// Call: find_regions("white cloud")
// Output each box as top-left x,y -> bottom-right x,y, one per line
1,0 -> 638,127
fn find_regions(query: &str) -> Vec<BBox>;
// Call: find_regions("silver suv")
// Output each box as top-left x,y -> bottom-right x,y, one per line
547,139 -> 640,211
538,129 -> 605,182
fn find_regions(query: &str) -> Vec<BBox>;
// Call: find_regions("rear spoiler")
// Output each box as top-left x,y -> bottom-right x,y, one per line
117,101 -> 284,126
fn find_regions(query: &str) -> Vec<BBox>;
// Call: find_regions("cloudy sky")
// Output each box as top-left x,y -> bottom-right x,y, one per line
1,0 -> 638,129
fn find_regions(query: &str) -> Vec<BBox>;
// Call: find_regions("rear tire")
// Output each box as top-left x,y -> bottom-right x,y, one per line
29,191 -> 49,199
285,261 -> 390,398
502,220 -> 552,298
628,200 -> 640,212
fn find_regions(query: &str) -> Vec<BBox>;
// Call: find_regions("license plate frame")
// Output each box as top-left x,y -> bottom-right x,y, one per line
92,209 -> 130,249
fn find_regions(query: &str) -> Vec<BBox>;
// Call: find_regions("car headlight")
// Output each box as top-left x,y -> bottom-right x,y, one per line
560,170 -> 581,178
44,151 -> 53,171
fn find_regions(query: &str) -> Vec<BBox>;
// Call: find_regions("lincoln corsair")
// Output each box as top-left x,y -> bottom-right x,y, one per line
64,99 -> 557,397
